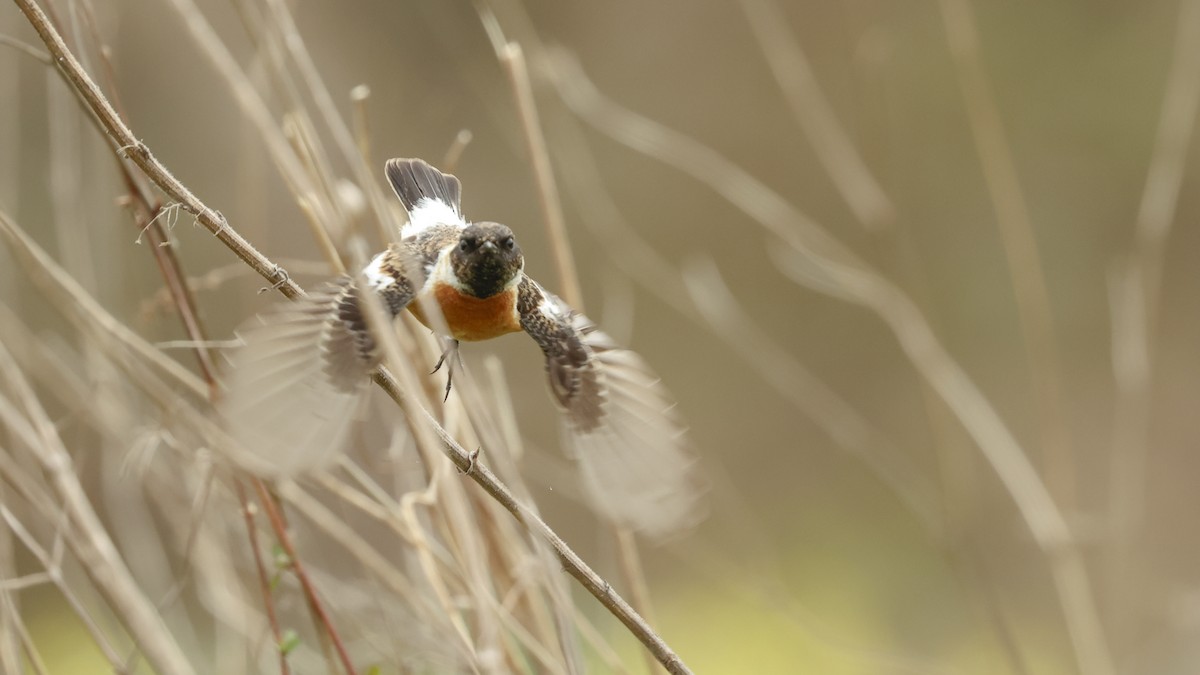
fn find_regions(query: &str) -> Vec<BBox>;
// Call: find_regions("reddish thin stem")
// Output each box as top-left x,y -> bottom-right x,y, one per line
252,479 -> 356,675
236,480 -> 291,675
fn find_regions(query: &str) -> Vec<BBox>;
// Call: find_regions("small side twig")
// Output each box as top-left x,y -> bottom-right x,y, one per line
0,340 -> 195,675
0,33 -> 51,63
14,0 -> 306,301
13,4 -> 694,672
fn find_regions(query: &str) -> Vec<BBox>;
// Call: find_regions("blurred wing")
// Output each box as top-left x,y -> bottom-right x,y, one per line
518,277 -> 705,537
220,277 -> 383,477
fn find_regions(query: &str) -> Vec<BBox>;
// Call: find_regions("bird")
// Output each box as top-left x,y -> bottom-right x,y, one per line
219,158 -> 703,536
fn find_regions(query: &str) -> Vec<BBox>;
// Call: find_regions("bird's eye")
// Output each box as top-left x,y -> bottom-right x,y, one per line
503,236 -> 515,250
458,238 -> 472,252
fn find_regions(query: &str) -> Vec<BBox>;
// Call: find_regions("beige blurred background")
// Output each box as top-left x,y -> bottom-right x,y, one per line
3,0 -> 1200,673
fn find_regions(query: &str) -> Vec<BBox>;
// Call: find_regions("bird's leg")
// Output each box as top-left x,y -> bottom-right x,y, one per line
432,338 -> 460,402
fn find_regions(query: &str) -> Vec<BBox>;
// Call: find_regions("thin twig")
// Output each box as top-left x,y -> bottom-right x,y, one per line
737,0 -> 894,231
259,0 -> 399,245
370,370 -> 693,675
0,504 -> 128,673
1107,0 -> 1200,648
0,510 -> 22,675
13,0 -> 304,300
612,525 -> 662,675
0,592 -> 48,675
35,35 -> 372,668
938,0 -> 1075,508
12,4 -> 693,671
39,0 -> 218,394
540,106 -> 944,533
0,33 -> 50,63
442,129 -> 474,174
489,31 -> 666,671
552,51 -> 1112,675
497,41 -> 583,309
235,481 -> 291,675
0,341 -> 195,675
253,478 -> 357,675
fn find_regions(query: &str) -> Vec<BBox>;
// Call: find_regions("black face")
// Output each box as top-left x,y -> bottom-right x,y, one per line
450,222 -> 523,298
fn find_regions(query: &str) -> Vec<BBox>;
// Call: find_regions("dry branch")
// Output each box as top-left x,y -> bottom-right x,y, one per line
9,1 -> 692,672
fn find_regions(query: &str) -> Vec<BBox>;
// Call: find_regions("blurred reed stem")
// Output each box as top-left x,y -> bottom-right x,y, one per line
549,50 -> 1112,675
8,1 -> 695,672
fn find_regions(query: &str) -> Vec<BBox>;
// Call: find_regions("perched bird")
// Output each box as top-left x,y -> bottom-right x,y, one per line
220,159 -> 702,535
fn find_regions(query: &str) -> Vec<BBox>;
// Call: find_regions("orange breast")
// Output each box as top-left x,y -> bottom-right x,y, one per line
408,282 -> 522,342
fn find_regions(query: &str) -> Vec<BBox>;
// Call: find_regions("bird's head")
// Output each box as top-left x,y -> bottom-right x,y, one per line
450,222 -> 524,298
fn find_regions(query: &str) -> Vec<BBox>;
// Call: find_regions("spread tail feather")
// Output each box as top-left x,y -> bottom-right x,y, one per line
385,158 -> 464,234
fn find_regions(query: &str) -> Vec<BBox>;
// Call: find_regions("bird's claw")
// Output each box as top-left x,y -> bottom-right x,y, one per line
432,339 -> 460,402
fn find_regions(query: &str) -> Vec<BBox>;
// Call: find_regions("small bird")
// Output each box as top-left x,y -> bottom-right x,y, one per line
220,158 -> 702,535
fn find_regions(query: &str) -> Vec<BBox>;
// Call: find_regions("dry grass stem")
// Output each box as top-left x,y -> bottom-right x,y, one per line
443,129 -> 475,173
0,505 -> 124,670
938,0 -> 1076,513
15,0 -> 302,298
1107,0 -> 1200,648
683,258 -> 941,529
489,33 -> 670,672
7,3 -> 693,668
0,34 -> 51,63
9,1 -> 1171,672
551,51 -> 1112,675
496,41 -> 583,311
0,340 -> 195,675
539,107 -> 946,530
737,0 -> 895,231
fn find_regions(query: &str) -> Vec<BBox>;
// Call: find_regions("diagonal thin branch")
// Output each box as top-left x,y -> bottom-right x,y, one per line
9,3 -> 692,671
1108,0 -> 1200,649
0,338 -> 195,675
938,0 -> 1075,508
551,51 -> 1111,675
13,0 -> 301,300
737,0 -> 894,231
234,481 -> 291,675
496,40 -> 583,310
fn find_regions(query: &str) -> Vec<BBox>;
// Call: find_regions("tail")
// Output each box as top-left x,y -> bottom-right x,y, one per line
385,158 -> 464,234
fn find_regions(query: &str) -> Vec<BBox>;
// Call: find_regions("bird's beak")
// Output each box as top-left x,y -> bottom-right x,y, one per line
481,241 -> 498,252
